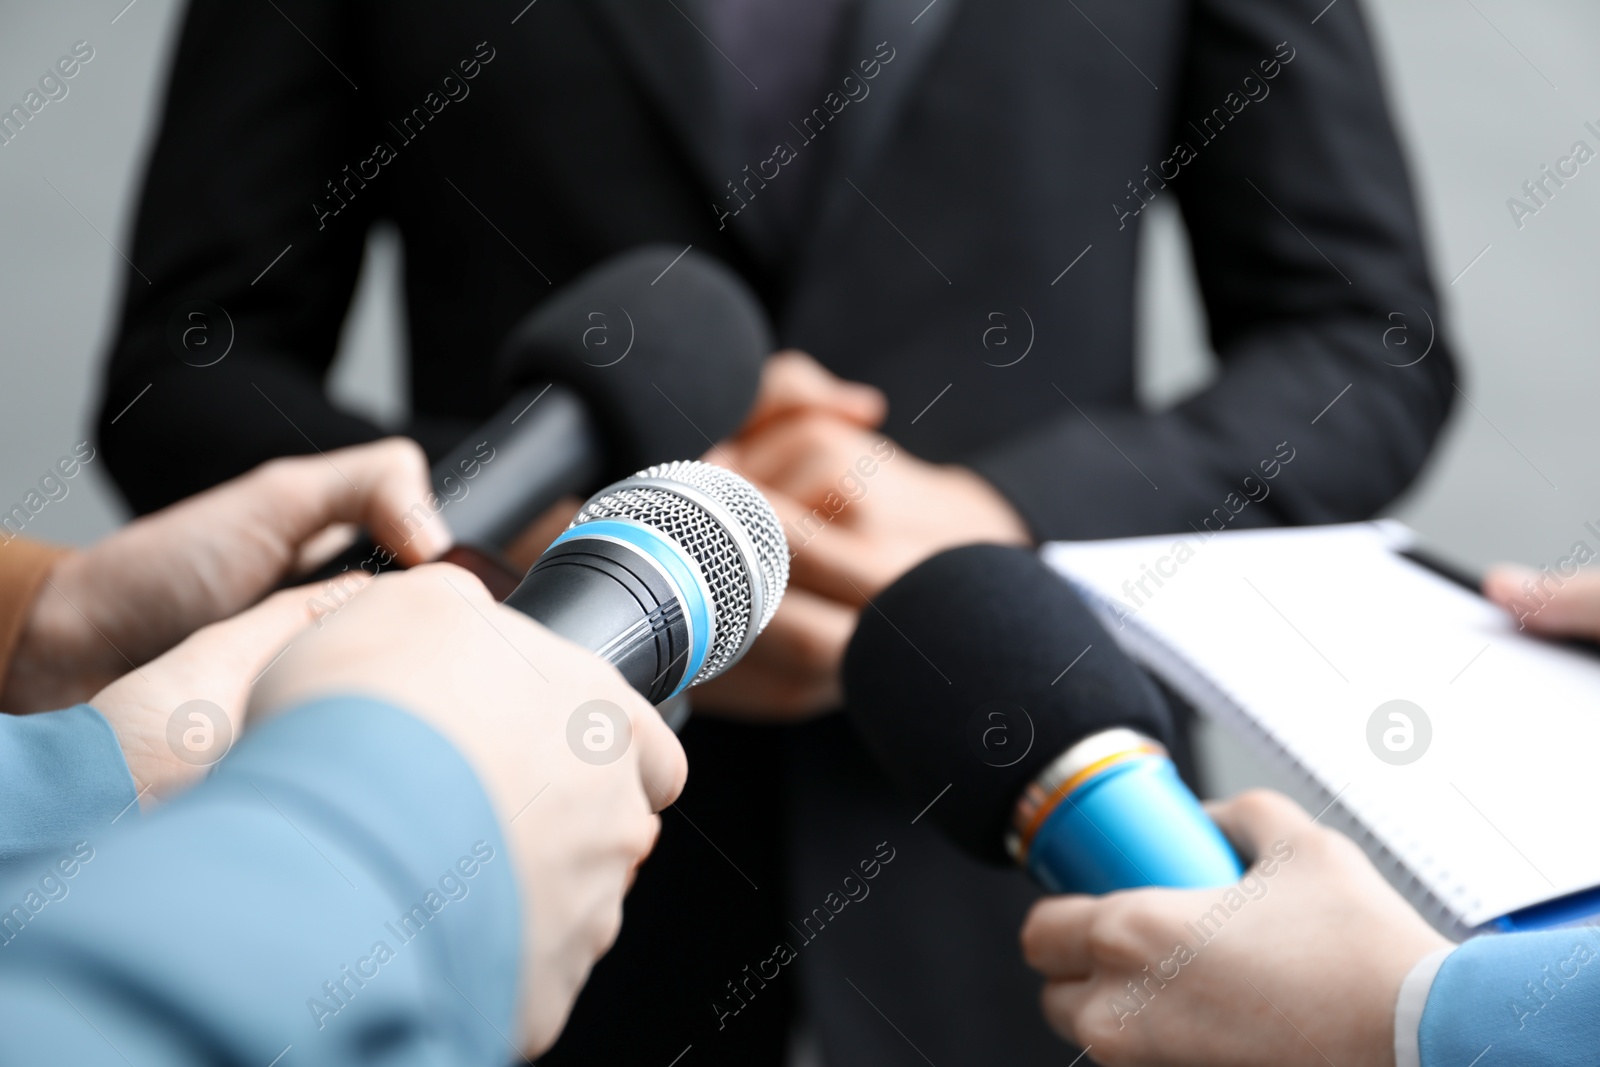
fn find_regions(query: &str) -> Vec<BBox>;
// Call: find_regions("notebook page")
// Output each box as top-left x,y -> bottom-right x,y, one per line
1044,523 -> 1600,929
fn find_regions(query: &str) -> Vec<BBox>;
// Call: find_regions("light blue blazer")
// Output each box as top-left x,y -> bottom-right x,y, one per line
0,698 -> 521,1066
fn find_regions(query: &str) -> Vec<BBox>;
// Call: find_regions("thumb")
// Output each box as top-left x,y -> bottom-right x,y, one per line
91,576 -> 370,806
738,350 -> 887,438
1484,564 -> 1600,641
252,438 -> 454,569
183,573 -> 373,690
633,704 -> 688,813
1204,790 -> 1311,865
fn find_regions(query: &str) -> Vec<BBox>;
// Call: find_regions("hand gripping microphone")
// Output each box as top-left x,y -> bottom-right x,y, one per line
844,544 -> 1242,894
307,246 -> 770,581
504,460 -> 788,713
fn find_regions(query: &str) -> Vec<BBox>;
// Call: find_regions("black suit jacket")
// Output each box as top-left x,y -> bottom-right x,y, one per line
96,1 -> 1454,1064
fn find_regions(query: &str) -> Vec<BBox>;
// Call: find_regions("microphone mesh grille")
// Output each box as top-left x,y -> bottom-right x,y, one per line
572,460 -> 788,685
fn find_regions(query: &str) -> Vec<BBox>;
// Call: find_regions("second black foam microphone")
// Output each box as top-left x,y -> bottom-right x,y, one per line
442,245 -> 770,551
845,544 -> 1241,894
307,245 -> 770,583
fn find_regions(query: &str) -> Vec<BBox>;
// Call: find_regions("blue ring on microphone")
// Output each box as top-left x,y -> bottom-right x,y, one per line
550,519 -> 711,694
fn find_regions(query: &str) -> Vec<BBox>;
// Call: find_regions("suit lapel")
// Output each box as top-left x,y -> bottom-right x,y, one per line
582,0 -> 963,278
789,0 -> 963,290
583,0 -> 735,198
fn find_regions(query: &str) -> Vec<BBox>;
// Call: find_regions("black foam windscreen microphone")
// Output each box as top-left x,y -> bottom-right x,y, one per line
491,246 -> 768,476
305,246 -> 770,582
845,544 -> 1172,864
449,245 -> 770,549
844,545 -> 1241,892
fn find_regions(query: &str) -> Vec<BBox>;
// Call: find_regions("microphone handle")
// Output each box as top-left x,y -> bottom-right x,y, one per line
1012,733 -> 1243,894
502,535 -> 699,707
301,383 -> 602,585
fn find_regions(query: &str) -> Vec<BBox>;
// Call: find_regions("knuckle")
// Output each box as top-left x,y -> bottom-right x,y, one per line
590,899 -> 625,957
793,415 -> 837,451
1020,930 -> 1050,972
266,583 -> 317,611
786,622 -> 843,674
1074,1011 -> 1130,1062
1230,788 -> 1305,835
625,813 -> 659,859
1306,824 -> 1356,864
769,350 -> 810,386
253,455 -> 304,492
790,635 -> 834,675
376,435 -> 430,479
1090,1042 -> 1138,1066
1232,788 -> 1282,820
404,561 -> 485,603
1085,905 -> 1149,967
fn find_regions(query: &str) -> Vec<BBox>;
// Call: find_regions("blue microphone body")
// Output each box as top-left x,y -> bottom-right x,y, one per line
1012,729 -> 1243,893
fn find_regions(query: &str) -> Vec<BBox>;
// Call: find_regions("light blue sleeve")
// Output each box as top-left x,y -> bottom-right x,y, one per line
0,704 -> 139,869
1419,927 -> 1600,1067
0,696 -> 523,1067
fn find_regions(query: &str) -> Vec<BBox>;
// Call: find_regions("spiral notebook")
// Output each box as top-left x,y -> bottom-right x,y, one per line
1043,521 -> 1600,940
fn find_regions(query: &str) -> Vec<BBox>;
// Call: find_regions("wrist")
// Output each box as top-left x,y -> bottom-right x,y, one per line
3,550 -> 122,711
947,465 -> 1033,545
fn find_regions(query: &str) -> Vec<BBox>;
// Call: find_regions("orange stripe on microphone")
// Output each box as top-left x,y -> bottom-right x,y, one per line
1015,742 -> 1162,860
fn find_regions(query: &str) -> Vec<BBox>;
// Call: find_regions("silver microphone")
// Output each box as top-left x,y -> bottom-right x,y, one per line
503,460 -> 788,723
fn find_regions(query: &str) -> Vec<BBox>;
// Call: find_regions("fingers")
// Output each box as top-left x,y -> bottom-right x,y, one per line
504,496 -> 583,571
1025,896 -> 1152,1050
1484,564 -> 1600,640
689,660 -> 835,720
789,530 -> 880,606
464,566 -> 684,808
291,522 -> 363,573
625,816 -> 663,892
414,559 -> 493,605
633,704 -> 688,812
1038,979 -> 1096,1046
89,577 -> 372,806
190,578 -> 364,675
766,487 -> 877,606
722,414 -> 873,508
689,586 -> 857,719
758,586 -> 858,676
1205,790 -> 1311,864
248,563 -> 490,717
738,350 -> 887,438
1480,565 -> 1524,614
254,438 -> 453,568
1021,896 -> 1100,978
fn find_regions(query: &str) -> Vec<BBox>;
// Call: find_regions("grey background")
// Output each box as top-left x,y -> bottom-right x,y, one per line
2,0 -> 1596,795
